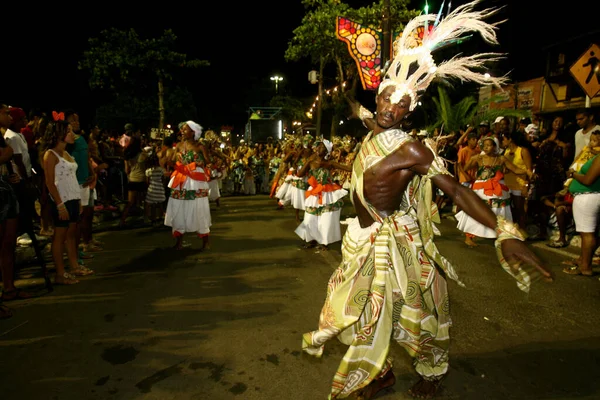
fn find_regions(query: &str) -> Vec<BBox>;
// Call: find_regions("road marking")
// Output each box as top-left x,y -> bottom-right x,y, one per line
0,320 -> 29,337
530,242 -> 578,259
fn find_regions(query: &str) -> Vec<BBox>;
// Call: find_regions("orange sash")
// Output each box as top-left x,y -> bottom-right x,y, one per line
471,170 -> 508,197
305,176 -> 341,204
170,162 -> 209,189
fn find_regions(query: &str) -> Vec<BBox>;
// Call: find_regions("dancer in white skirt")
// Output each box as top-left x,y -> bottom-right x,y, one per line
164,121 -> 212,250
455,135 -> 526,246
273,139 -> 299,209
288,134 -> 314,223
295,138 -> 350,250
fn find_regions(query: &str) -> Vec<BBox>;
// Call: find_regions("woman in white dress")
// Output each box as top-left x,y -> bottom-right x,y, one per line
456,136 -> 526,247
164,121 -> 212,250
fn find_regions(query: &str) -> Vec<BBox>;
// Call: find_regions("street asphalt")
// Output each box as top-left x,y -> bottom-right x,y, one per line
1,194 -> 599,400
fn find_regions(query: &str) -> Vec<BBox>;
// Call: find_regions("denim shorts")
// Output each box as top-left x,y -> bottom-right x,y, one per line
51,199 -> 80,227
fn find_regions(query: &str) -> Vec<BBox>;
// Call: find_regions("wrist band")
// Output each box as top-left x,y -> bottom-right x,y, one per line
494,216 -> 532,293
57,202 -> 65,208
358,105 -> 374,121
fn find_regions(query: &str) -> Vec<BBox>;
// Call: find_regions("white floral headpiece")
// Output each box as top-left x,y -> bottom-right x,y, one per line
378,0 -> 509,111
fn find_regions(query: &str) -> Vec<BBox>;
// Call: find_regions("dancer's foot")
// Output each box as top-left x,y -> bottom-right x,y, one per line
407,376 -> 444,399
351,370 -> 396,400
301,241 -> 317,249
316,244 -> 329,251
173,237 -> 183,250
464,237 -> 478,248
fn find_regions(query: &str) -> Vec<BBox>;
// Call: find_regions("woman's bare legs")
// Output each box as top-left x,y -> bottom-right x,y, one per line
52,225 -> 78,284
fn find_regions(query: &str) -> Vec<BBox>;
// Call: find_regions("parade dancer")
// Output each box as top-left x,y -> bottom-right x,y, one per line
456,135 -> 528,247
164,121 -> 212,250
301,2 -> 552,399
204,131 -> 229,209
288,134 -> 314,223
295,138 -> 350,250
272,136 -> 299,209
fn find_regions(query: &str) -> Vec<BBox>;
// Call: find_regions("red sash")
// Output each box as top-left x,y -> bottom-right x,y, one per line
471,170 -> 508,197
305,176 -> 341,204
170,162 -> 209,189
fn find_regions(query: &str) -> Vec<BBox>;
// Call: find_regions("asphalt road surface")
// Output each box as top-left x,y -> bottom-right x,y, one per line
1,194 -> 599,400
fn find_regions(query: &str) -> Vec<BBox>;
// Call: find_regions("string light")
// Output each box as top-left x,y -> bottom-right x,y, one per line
307,81 -> 349,116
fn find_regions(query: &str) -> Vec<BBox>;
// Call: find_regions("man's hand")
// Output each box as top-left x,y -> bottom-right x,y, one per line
8,174 -> 20,184
501,239 -> 553,282
83,175 -> 94,188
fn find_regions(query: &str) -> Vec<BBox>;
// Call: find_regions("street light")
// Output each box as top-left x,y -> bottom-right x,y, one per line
270,75 -> 283,93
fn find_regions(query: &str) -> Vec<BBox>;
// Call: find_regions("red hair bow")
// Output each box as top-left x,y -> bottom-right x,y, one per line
52,111 -> 64,121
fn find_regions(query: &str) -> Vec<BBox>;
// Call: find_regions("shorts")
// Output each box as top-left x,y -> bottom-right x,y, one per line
128,181 -> 147,192
572,193 -> 600,233
0,177 -> 19,221
51,199 -> 80,227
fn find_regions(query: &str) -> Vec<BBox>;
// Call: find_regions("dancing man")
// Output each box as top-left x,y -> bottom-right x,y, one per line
301,2 -> 552,399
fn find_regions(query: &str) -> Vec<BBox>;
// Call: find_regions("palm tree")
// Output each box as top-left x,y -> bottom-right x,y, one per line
429,85 -> 531,135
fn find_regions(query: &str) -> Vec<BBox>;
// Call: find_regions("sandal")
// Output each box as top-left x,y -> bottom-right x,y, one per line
55,272 -> 79,285
1,288 -> 36,302
83,244 -> 103,252
562,265 -> 594,276
0,304 -> 13,319
70,266 -> 95,276
546,240 -> 568,248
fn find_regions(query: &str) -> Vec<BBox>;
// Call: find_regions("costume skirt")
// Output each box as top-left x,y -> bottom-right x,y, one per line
295,187 -> 347,245
208,179 -> 220,201
165,167 -> 211,236
288,175 -> 308,210
455,178 -> 512,238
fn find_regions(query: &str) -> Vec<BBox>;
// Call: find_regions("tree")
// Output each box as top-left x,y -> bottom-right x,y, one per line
269,95 -> 307,126
286,0 -> 417,138
78,28 -> 209,129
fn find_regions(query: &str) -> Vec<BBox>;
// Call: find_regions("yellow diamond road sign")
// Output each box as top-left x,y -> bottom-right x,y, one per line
570,43 -> 600,99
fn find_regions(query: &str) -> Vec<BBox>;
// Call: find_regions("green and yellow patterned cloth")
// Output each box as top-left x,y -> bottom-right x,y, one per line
302,129 -> 535,399
302,129 -> 461,398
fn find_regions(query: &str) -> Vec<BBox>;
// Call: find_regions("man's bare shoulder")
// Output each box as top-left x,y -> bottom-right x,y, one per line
385,137 -> 433,169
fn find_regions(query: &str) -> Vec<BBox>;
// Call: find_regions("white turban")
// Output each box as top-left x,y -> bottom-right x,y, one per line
186,120 -> 203,141
323,139 -> 333,155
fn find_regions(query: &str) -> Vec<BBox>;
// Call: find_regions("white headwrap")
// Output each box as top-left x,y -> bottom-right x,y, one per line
186,120 -> 204,141
323,139 -> 333,155
480,135 -> 501,155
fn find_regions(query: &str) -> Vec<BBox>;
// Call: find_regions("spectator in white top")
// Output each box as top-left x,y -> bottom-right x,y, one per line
4,107 -> 31,180
573,108 -> 599,162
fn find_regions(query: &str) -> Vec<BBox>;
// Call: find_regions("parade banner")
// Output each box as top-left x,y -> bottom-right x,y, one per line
336,17 -> 384,91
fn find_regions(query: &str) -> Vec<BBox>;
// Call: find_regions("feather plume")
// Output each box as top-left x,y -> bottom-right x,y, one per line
379,0 -> 508,110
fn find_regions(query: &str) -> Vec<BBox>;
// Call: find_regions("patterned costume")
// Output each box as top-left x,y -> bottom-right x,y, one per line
456,157 -> 512,238
302,130 -> 461,398
295,166 -> 348,246
164,150 -> 211,237
302,129 -> 533,399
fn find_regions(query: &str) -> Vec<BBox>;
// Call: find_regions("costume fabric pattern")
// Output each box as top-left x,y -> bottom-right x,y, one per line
302,130 -> 463,398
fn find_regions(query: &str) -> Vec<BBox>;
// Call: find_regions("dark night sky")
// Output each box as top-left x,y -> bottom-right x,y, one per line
1,1 -> 594,133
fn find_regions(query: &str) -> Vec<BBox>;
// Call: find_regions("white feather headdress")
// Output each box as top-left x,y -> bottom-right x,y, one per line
378,0 -> 509,110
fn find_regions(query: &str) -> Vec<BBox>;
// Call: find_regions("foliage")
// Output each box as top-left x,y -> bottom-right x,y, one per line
79,28 -> 209,128
94,86 -> 198,131
269,96 -> 307,123
427,85 -> 531,134
79,28 -> 209,92
287,0 -> 416,136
